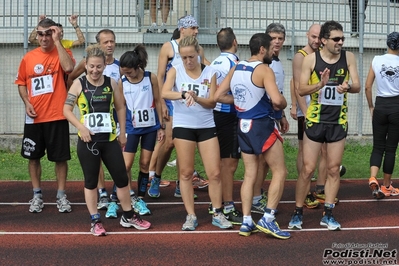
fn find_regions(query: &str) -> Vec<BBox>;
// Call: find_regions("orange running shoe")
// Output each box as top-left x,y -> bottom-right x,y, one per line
380,183 -> 399,197
368,177 -> 385,199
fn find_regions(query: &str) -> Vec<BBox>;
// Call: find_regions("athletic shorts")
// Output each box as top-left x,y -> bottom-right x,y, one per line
238,116 -> 282,155
213,111 -> 240,159
305,121 -> 347,143
173,127 -> 217,142
297,116 -> 305,140
21,120 -> 71,161
124,131 -> 157,153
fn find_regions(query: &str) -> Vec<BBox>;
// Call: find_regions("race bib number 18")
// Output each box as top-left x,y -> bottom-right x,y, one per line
133,108 -> 156,128
318,85 -> 344,106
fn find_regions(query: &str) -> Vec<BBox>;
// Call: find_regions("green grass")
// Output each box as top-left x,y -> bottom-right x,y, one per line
1,141 -> 394,181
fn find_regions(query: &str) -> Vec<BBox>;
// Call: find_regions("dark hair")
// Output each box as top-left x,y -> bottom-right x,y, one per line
119,44 -> 148,70
95,29 -> 116,43
55,23 -> 63,28
217,27 -> 236,51
387,32 -> 399,50
37,18 -> 57,28
266,23 -> 286,38
249,33 -> 272,56
320,20 -> 343,40
171,28 -> 180,40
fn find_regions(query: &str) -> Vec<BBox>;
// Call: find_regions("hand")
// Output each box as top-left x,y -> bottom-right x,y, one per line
117,134 -> 127,148
79,127 -> 94,143
290,105 -> 298,120
25,103 -> 37,118
279,117 -> 289,134
157,128 -> 165,141
68,14 -> 79,26
49,26 -> 62,42
161,102 -> 169,120
184,91 -> 196,107
319,68 -> 330,88
337,80 -> 350,94
369,107 -> 374,119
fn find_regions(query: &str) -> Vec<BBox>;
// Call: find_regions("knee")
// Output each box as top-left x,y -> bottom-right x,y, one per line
139,160 -> 150,171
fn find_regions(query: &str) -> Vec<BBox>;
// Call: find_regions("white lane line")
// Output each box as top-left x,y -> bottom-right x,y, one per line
0,226 -> 399,235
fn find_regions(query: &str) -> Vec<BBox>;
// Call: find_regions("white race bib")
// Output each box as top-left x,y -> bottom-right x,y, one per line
318,85 -> 344,106
132,108 -> 156,128
83,112 -> 112,133
180,82 -> 208,103
31,75 -> 54,97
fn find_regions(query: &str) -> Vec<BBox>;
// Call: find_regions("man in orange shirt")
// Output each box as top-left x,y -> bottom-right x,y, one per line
15,18 -> 75,214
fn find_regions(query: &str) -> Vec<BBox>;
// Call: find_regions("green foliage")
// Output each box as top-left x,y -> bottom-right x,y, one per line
0,142 -> 396,181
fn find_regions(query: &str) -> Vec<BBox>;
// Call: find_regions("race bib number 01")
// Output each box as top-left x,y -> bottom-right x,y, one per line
133,108 -> 156,128
83,112 -> 112,133
31,75 -> 54,97
318,85 -> 344,106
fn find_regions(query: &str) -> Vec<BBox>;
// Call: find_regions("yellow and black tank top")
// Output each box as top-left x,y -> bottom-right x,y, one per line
306,50 -> 349,125
77,76 -> 117,142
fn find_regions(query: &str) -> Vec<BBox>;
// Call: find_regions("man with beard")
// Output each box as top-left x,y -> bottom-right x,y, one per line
215,33 -> 290,240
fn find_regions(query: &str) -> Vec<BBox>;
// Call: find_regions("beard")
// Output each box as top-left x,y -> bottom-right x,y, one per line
263,55 -> 272,64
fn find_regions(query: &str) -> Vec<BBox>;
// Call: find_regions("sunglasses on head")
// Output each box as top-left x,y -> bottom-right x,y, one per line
36,30 -> 52,37
329,36 -> 345,42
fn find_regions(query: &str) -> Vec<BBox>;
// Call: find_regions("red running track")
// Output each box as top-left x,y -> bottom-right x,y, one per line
0,180 -> 398,265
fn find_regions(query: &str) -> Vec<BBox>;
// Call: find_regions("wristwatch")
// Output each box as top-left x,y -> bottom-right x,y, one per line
181,91 -> 187,99
347,84 -> 351,92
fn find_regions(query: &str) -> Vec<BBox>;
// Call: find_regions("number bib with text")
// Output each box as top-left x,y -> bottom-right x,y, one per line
83,112 -> 112,133
318,85 -> 343,106
180,82 -> 208,103
31,75 -> 54,97
133,108 -> 156,128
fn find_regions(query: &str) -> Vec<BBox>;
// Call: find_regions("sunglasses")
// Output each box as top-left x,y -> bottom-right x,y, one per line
36,30 -> 52,37
328,36 -> 345,42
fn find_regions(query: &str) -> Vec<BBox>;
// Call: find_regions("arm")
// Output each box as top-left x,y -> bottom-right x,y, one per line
161,67 -> 179,100
113,78 -> 127,147
298,54 -> 329,96
214,66 -> 235,104
157,42 -> 172,119
68,15 -> 86,47
150,73 -> 165,141
63,79 -> 93,142
28,14 -> 46,45
190,74 -> 217,109
345,51 -> 361,94
199,46 -> 211,65
292,52 -> 308,116
51,26 -> 75,73
67,58 -> 86,89
256,65 -> 287,110
364,64 -> 375,116
18,85 -> 37,118
289,78 -> 297,120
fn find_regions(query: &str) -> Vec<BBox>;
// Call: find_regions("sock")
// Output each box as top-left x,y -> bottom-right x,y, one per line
130,190 -> 135,197
154,173 -> 162,180
91,213 -> 101,223
56,190 -> 65,199
243,215 -> 253,225
137,171 -> 149,197
33,188 -> 42,197
149,171 -> 155,177
223,201 -> 235,213
263,208 -> 276,222
252,195 -> 262,205
213,207 -> 223,214
315,185 -> 325,194
98,188 -> 107,198
123,209 -> 134,220
294,206 -> 303,215
323,203 -> 334,216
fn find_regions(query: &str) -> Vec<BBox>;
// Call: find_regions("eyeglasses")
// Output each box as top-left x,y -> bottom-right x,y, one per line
328,36 -> 345,42
36,30 -> 52,37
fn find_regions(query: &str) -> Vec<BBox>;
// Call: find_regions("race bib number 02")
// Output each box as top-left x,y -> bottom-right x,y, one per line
31,75 -> 54,97
83,112 -> 112,133
318,85 -> 343,106
133,108 -> 156,128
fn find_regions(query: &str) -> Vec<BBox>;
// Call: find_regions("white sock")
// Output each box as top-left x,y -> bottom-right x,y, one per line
263,211 -> 275,223
243,215 -> 253,225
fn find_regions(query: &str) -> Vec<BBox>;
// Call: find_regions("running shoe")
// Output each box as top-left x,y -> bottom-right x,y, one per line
97,196 -> 109,210
148,177 -> 161,198
182,214 -> 198,231
208,203 -> 214,214
304,193 -> 320,209
91,221 -> 107,236
105,201 -> 119,218
239,222 -> 259,237
56,195 -> 72,213
147,176 -> 170,188
260,190 -> 268,205
288,212 -> 303,230
256,217 -> 291,239
160,23 -> 168,33
251,200 -> 267,214
192,171 -> 209,189
174,181 -> 198,199
223,209 -> 243,225
381,183 -> 399,197
212,212 -> 233,229
313,191 -> 339,204
120,213 -> 151,230
320,213 -> 341,231
167,159 -> 176,167
133,197 -> 151,215
29,195 -> 44,213
146,23 -> 157,33
110,192 -> 118,202
368,177 -> 385,199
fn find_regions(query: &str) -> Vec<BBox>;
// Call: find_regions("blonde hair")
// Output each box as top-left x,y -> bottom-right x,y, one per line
178,36 -> 200,53
85,44 -> 105,63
